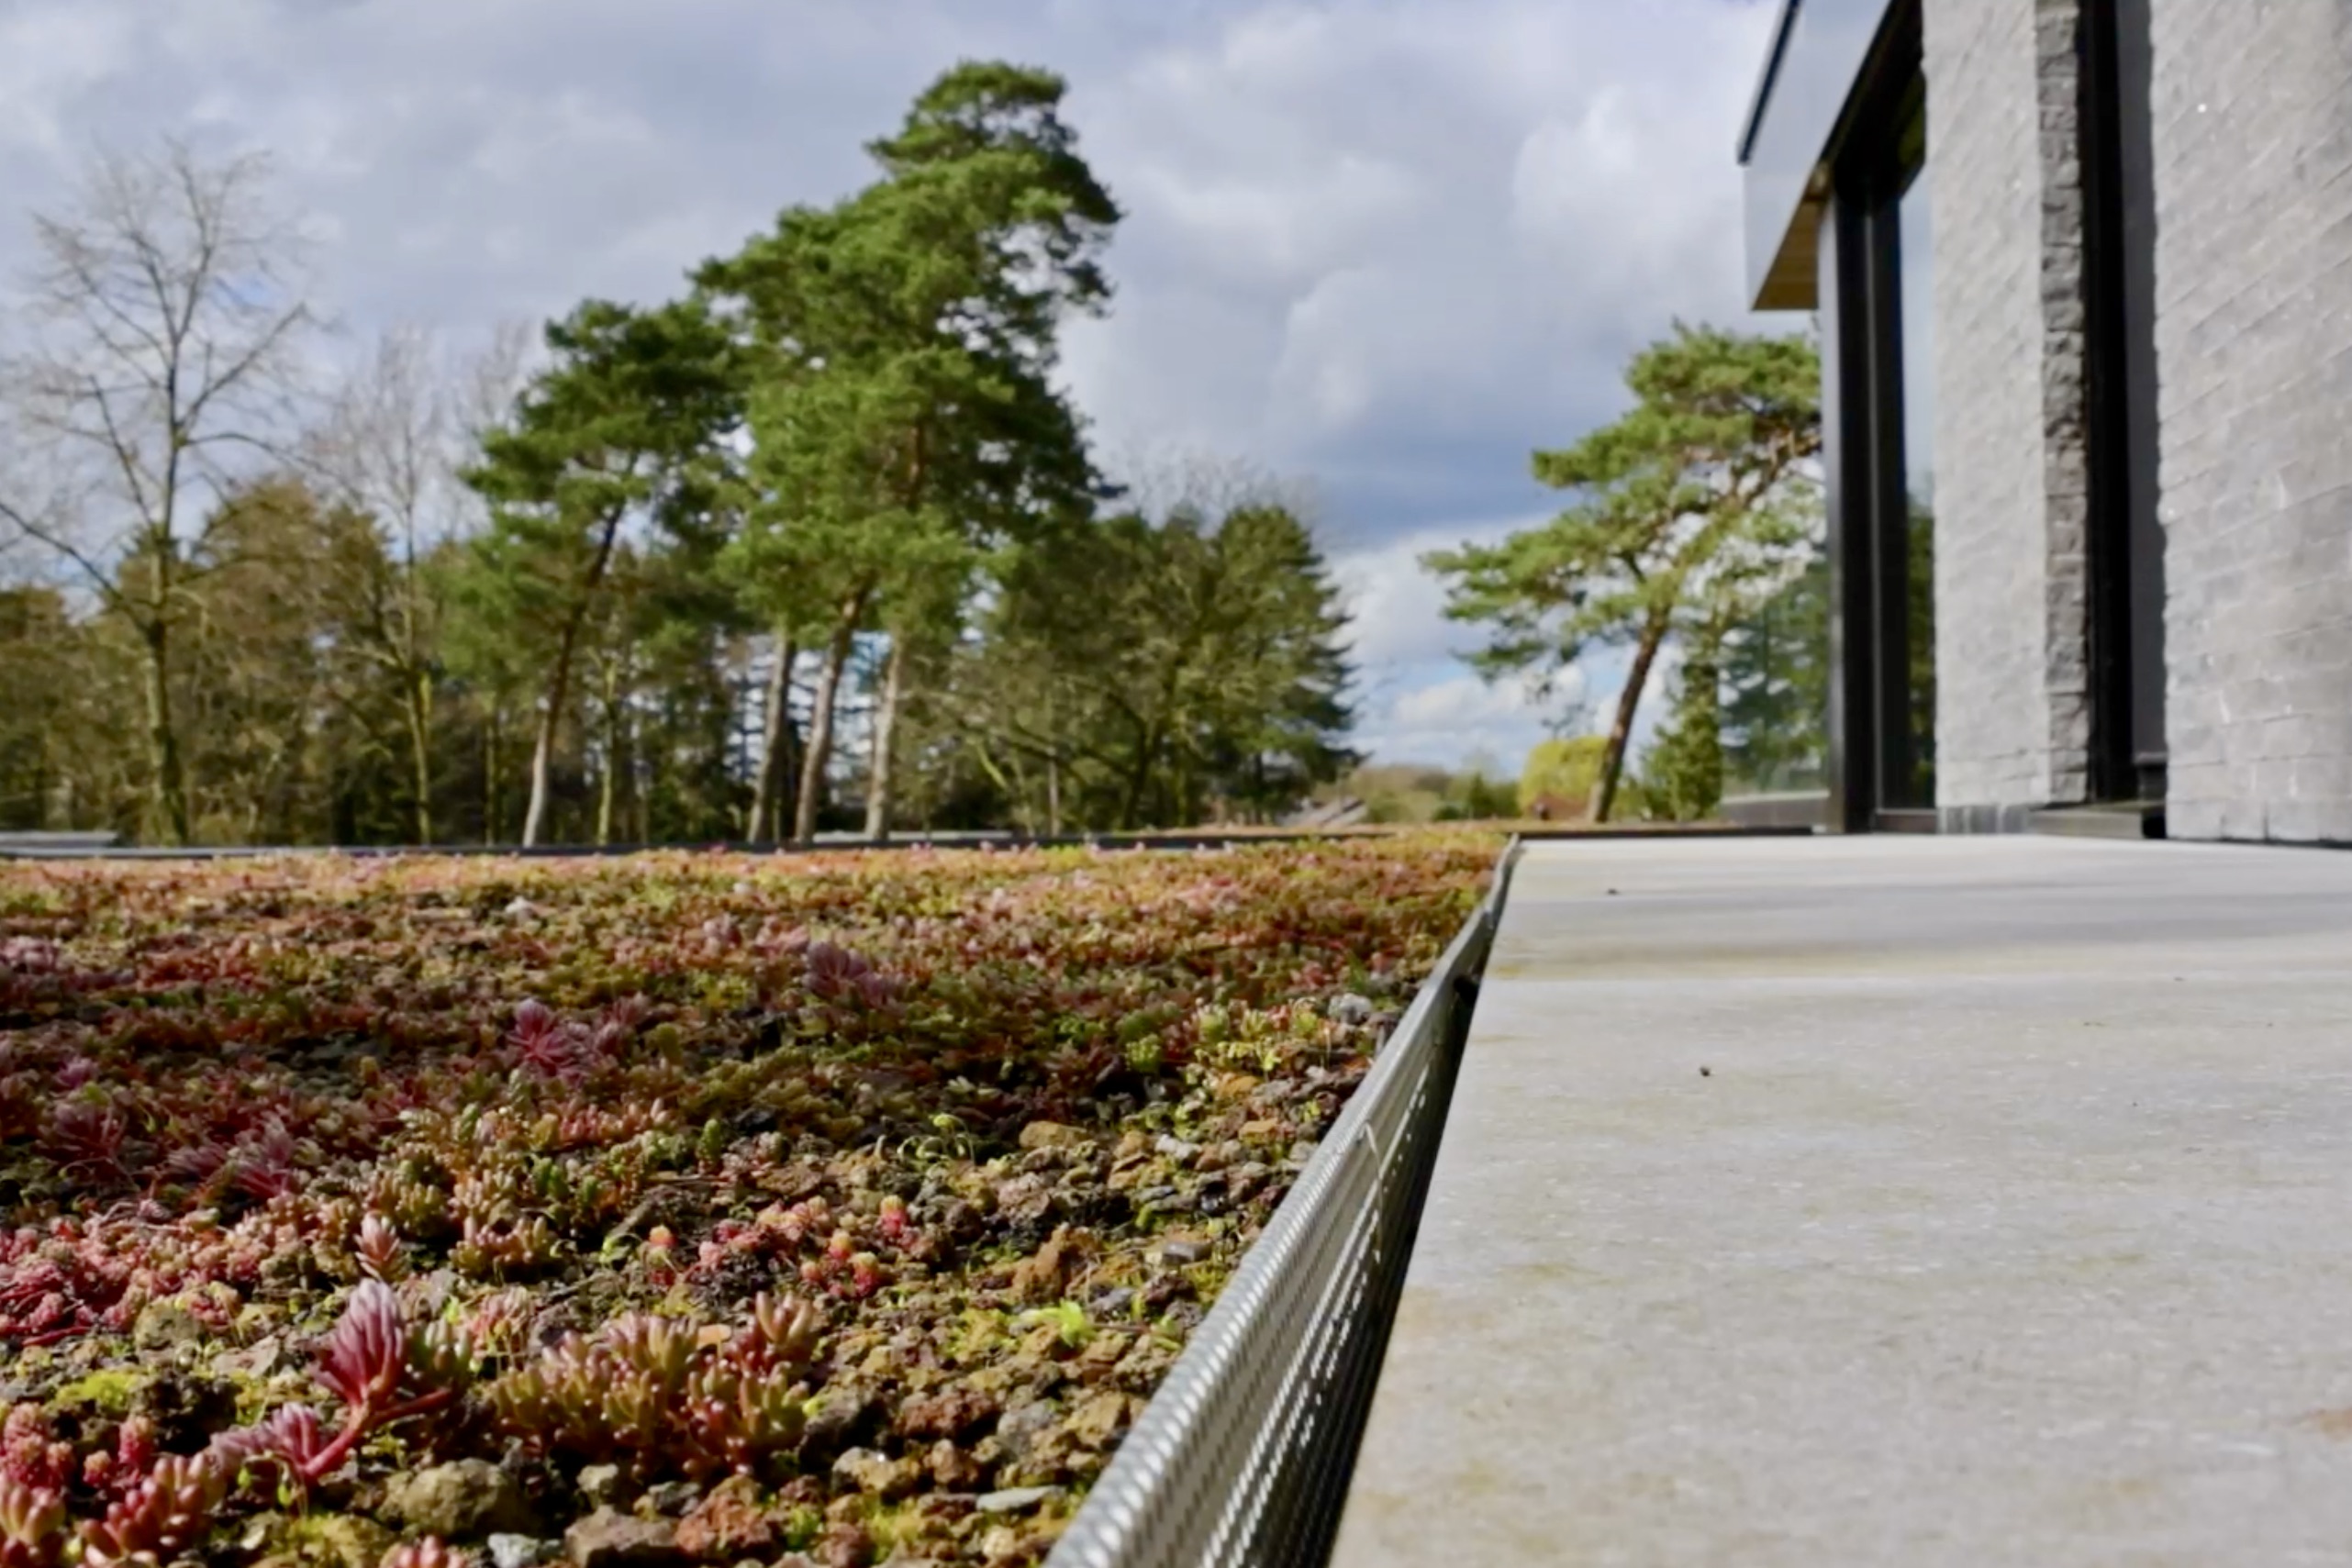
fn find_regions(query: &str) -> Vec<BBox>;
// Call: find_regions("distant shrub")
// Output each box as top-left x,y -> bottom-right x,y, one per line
1518,737 -> 1607,818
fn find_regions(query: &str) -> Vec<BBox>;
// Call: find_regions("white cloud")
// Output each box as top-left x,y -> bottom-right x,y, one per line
0,6 -> 135,152
1353,670 -> 1575,777
1332,516 -> 1536,671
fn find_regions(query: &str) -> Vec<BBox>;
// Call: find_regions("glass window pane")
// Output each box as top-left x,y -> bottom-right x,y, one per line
1898,151 -> 1935,805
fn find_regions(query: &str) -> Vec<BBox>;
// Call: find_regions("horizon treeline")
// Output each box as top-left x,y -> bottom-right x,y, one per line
0,62 -> 1358,848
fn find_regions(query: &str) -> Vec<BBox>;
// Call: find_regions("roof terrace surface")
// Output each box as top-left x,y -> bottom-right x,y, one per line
1334,834 -> 2352,1565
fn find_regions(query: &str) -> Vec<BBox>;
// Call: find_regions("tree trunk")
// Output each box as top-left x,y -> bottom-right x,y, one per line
1046,755 -> 1062,838
595,658 -> 622,848
862,635 -> 909,843
524,678 -> 565,849
750,631 -> 797,842
140,619 -> 191,846
521,511 -> 625,848
485,708 -> 502,844
1120,723 -> 1161,831
793,599 -> 864,844
1591,615 -> 1672,824
406,671 -> 434,845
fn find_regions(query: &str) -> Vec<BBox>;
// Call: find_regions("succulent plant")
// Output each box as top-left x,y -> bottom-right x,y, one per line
76,1419 -> 157,1503
802,941 -> 897,1009
229,1119 -> 314,1202
355,1213 -> 406,1284
378,1540 -> 474,1568
1,1408 -> 72,1496
0,1476 -> 64,1568
75,1452 -> 230,1568
225,1279 -> 473,1486
488,1294 -> 820,1482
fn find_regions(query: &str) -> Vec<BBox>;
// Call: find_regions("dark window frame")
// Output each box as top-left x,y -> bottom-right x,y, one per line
1818,0 -> 1932,829
2081,0 -> 2166,804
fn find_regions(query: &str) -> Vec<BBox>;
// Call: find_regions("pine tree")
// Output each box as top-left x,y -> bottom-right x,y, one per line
1425,324 -> 1820,822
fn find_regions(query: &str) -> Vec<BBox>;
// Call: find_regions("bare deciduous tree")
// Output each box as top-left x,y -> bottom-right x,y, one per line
1107,446 -> 1318,534
0,138 -> 317,844
308,320 -> 533,842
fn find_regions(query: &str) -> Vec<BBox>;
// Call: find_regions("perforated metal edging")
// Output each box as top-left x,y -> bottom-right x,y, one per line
1045,837 -> 1522,1568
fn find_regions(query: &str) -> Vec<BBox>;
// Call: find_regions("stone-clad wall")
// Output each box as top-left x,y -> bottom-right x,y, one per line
1921,0 -> 2092,829
2147,3 -> 2352,841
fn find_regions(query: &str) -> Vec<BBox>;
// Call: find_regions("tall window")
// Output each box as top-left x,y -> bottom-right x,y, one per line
1815,2 -> 1935,828
1895,91 -> 1934,805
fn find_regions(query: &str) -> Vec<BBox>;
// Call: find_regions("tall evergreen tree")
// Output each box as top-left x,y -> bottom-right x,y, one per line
1426,325 -> 1821,821
457,299 -> 741,846
946,497 -> 1354,830
701,60 -> 1119,841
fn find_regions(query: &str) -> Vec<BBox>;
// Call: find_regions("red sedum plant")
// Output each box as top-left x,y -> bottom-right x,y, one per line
0,835 -> 1495,1568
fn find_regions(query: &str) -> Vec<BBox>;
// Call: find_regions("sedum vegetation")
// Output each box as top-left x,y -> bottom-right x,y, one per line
0,834 -> 1495,1568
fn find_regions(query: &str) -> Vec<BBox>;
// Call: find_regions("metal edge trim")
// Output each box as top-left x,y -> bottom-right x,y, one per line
1738,0 -> 1804,164
1045,836 -> 1521,1567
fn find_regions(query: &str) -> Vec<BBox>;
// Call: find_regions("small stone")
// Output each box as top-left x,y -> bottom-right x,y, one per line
504,897 -> 539,919
798,1386 -> 879,1459
830,1446 -> 922,1499
1010,1233 -> 1074,1303
132,1301 -> 204,1351
674,1476 -> 775,1560
814,1522 -> 872,1566
1153,1135 -> 1200,1163
1327,993 -> 1375,1027
385,1459 -> 538,1540
1157,1238 -> 1209,1265
1018,1120 -> 1088,1151
990,1400 -> 1060,1465
578,1464 -> 627,1508
564,1509 -> 681,1568
641,1482 -> 699,1517
895,1385 -> 999,1442
1090,1286 -> 1135,1318
1066,1390 -> 1134,1449
210,1335 -> 289,1381
975,1486 -> 1058,1515
926,1438 -> 987,1491
489,1536 -> 555,1568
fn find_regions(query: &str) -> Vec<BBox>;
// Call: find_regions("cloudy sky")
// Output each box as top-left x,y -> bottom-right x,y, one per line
0,0 -> 1787,775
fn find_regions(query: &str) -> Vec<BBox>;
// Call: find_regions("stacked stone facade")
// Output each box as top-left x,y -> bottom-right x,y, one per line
1923,0 -> 2352,840
1921,0 -> 2093,830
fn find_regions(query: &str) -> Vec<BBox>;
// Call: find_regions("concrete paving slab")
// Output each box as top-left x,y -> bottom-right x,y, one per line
1332,836 -> 2352,1567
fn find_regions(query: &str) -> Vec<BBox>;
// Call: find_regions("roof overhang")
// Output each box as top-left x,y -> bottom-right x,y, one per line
1738,0 -> 1901,311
